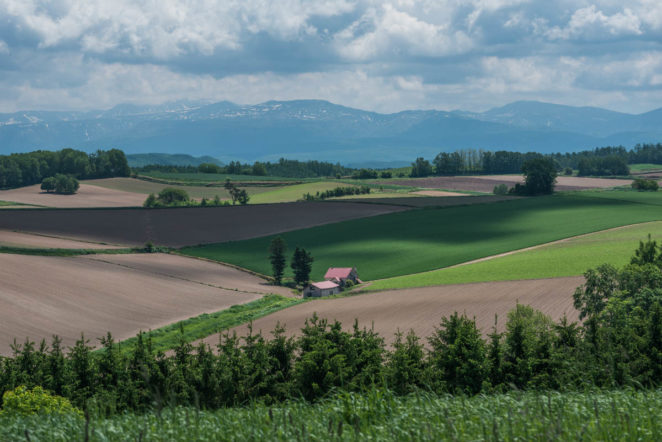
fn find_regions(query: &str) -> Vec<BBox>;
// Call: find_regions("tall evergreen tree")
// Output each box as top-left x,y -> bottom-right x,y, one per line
268,236 -> 287,285
291,247 -> 314,287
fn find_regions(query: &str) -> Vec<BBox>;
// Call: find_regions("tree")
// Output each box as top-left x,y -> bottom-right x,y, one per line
269,237 -> 287,285
291,247 -> 314,287
156,187 -> 189,205
410,157 -> 433,177
224,179 -> 250,205
40,177 -> 56,193
521,158 -> 557,195
54,174 -> 79,194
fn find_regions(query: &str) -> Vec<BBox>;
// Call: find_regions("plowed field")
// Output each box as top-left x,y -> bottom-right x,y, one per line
0,253 -> 285,355
0,202 -> 407,247
197,277 -> 582,348
0,230 -> 124,249
0,184 -> 146,208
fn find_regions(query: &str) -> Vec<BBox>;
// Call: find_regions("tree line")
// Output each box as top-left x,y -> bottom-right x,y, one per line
2,239 -> 662,414
0,148 -> 130,189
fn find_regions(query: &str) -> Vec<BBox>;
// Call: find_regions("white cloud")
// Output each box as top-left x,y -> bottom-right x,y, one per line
545,5 -> 642,40
0,40 -> 8,54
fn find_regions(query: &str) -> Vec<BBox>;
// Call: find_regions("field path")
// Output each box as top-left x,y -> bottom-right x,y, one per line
0,253 -> 285,355
195,277 -> 582,349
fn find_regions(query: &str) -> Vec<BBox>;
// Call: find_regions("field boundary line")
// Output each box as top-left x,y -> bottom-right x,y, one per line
361,220 -> 662,290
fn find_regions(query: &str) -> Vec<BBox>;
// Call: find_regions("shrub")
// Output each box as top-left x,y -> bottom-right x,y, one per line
56,174 -> 79,194
493,184 -> 509,195
198,163 -> 222,174
0,386 -> 82,418
143,193 -> 158,208
632,178 -> 659,191
380,171 -> 392,179
40,176 -> 56,193
564,167 -> 573,176
157,187 -> 189,204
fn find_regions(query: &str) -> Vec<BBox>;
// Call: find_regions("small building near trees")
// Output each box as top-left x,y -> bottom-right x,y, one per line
303,280 -> 341,298
324,267 -> 361,287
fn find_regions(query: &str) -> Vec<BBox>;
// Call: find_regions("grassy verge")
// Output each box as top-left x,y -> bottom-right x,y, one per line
3,389 -> 661,441
181,190 -> 662,281
368,221 -> 662,290
114,295 -> 303,354
0,246 -> 140,257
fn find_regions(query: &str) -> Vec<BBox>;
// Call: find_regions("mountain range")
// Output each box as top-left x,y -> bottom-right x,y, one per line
1,100 -> 661,165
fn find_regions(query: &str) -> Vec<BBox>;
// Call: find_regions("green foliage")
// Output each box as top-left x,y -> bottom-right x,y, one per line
291,247 -> 313,287
0,148 -> 129,189
181,191 -> 662,282
409,157 -> 433,177
492,183 -> 509,195
521,157 -> 558,195
197,163 -> 222,174
0,386 -> 82,417
577,155 -> 630,176
157,187 -> 189,204
632,178 -> 659,191
142,193 -> 157,208
352,168 -> 378,179
268,236 -> 287,285
40,176 -> 56,192
302,185 -> 370,201
224,179 -> 250,205
379,171 -> 392,179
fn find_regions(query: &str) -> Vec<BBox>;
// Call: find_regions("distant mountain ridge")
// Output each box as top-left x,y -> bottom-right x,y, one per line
1,99 -> 661,164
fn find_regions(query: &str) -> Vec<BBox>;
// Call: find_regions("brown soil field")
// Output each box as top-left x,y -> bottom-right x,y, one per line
0,202 -> 408,247
85,177 -> 251,200
197,277 -> 582,348
0,184 -> 146,208
341,195 -> 517,208
0,253 -> 284,355
387,176 -> 632,193
0,230 -> 124,249
83,253 -> 292,296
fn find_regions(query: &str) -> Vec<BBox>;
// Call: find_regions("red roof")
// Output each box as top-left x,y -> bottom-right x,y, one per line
312,281 -> 339,290
324,267 -> 354,279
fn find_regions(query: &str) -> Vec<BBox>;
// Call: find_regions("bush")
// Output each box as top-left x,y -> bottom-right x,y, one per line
0,386 -> 82,417
157,187 -> 189,204
53,174 -> 79,194
632,178 -> 659,191
493,184 -> 509,195
564,167 -> 573,176
380,171 -> 392,179
40,176 -> 56,193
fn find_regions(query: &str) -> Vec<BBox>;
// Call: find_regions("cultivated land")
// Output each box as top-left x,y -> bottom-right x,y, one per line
197,277 -> 582,348
386,175 -> 633,193
84,177 -> 238,200
0,253 -> 287,355
0,202 -> 407,247
0,184 -> 146,208
182,191 -> 662,281
341,194 -> 518,207
247,181 -> 358,204
0,230 -> 124,249
369,221 -> 662,290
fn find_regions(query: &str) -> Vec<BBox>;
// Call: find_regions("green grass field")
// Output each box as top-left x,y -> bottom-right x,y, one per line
248,181 -> 358,204
629,163 -> 662,172
368,221 -> 662,290
181,191 -> 662,281
3,389 -> 660,441
113,295 -> 301,354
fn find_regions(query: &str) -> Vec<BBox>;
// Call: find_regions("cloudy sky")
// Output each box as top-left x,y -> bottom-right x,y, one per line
1,0 -> 661,114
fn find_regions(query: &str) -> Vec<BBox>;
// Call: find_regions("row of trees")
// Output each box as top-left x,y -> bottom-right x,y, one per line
268,237 -> 313,286
2,238 -> 662,412
0,149 -> 130,189
302,186 -> 371,201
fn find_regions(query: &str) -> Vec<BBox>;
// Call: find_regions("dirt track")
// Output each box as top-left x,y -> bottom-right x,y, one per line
0,184 -> 146,208
0,253 -> 285,355
198,277 -> 582,348
388,176 -> 632,193
0,230 -> 124,249
0,202 -> 407,247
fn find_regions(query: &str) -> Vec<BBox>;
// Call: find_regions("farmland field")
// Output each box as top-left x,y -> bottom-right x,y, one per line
138,171 -> 303,182
0,253 -> 285,355
182,191 -> 662,281
0,201 -> 407,247
0,184 -> 146,208
369,220 -> 662,290
197,277 -> 581,348
0,230 -> 124,249
3,389 -> 658,441
385,175 -> 633,193
244,181 -> 357,204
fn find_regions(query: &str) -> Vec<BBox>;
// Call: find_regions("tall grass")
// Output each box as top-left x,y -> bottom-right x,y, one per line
3,389 -> 660,441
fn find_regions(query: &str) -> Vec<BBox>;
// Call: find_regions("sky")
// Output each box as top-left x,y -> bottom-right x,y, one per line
0,0 -> 661,114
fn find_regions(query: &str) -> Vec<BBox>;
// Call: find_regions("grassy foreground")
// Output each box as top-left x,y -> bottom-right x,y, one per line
182,191 -> 662,281
3,389 -> 660,441
115,295 -> 302,354
369,220 -> 662,290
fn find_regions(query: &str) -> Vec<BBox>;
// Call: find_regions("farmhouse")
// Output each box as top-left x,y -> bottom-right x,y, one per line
324,267 -> 361,286
303,280 -> 341,298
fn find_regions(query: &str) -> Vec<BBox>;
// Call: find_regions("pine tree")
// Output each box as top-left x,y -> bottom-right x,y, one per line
269,236 -> 287,285
291,247 -> 314,287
